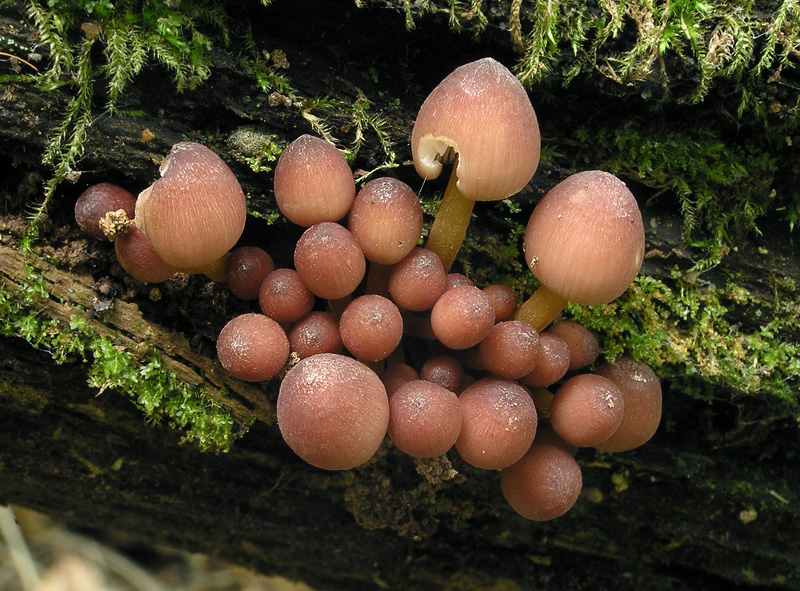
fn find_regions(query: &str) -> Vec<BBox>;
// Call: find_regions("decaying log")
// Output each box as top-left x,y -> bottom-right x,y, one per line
1,0 -> 799,590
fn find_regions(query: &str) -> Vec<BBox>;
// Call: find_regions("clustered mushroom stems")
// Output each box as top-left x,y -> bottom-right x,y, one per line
73,58 -> 659,522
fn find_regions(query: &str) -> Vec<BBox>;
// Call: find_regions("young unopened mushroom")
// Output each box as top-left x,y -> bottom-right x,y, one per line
216,313 -> 290,382
482,284 -> 518,322
516,170 -> 645,331
547,320 -> 599,371
388,380 -> 461,458
411,57 -> 540,270
273,134 -> 356,227
549,374 -> 625,448
294,222 -> 366,301
75,182 -> 136,240
225,246 -> 275,301
348,177 -> 423,293
388,248 -> 447,312
595,357 -> 662,452
114,226 -> 178,284
287,311 -> 343,359
277,353 -> 389,470
135,142 -> 246,269
339,295 -> 403,362
430,285 -> 495,350
500,433 -> 583,521
259,268 -> 315,324
349,179 -> 424,264
420,354 -> 465,393
519,332 -> 571,388
455,378 -> 537,470
479,320 -> 541,380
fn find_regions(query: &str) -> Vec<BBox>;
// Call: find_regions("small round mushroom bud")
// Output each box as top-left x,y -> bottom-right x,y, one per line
216,313 -> 290,382
516,170 -> 645,331
348,177 -> 423,265
75,183 -> 136,240
135,142 -> 246,269
482,284 -> 517,322
339,295 -> 403,362
278,353 -> 389,470
294,222 -> 366,300
595,357 -> 662,452
388,380 -> 462,458
547,320 -> 599,370
380,363 -> 420,398
519,332 -> 571,388
259,268 -> 315,324
479,321 -> 541,380
388,248 -> 447,312
287,311 -> 343,359
445,273 -> 474,290
501,437 -> 583,521
550,374 -> 624,448
225,247 -> 275,300
420,355 -> 465,393
115,226 -> 178,284
412,58 -> 541,270
430,285 -> 495,350
456,378 -> 538,470
273,134 -> 356,227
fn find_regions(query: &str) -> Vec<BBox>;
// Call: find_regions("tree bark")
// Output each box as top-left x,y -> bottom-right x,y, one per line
1,1 -> 799,590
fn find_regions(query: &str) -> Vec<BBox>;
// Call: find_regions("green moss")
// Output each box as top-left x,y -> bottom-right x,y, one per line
567,274 -> 800,409
400,0 -> 800,119
396,0 -> 800,251
227,127 -> 284,174
25,0 -> 232,227
553,119 -> 785,263
0,265 -> 236,452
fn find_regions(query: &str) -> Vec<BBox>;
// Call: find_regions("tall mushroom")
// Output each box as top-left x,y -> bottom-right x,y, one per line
411,57 -> 540,271
515,170 -> 645,331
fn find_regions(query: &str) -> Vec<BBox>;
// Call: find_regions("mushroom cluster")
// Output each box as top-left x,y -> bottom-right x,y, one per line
75,58 -> 660,522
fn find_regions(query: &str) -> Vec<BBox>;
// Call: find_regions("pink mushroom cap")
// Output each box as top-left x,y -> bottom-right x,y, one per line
524,170 -> 645,306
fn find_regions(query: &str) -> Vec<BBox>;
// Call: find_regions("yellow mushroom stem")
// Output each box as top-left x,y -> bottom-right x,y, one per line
514,284 -> 568,332
182,252 -> 230,283
425,164 -> 474,272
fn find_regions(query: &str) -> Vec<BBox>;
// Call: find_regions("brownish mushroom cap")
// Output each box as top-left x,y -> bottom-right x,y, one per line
411,58 -> 540,271
411,57 -> 540,202
595,357 -> 662,452
273,134 -> 355,227
277,353 -> 389,471
525,170 -> 644,305
516,170 -> 645,330
348,177 -> 423,265
500,435 -> 583,521
135,142 -> 246,269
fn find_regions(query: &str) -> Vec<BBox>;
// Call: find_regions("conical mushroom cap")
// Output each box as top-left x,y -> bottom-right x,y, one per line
411,58 -> 540,202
